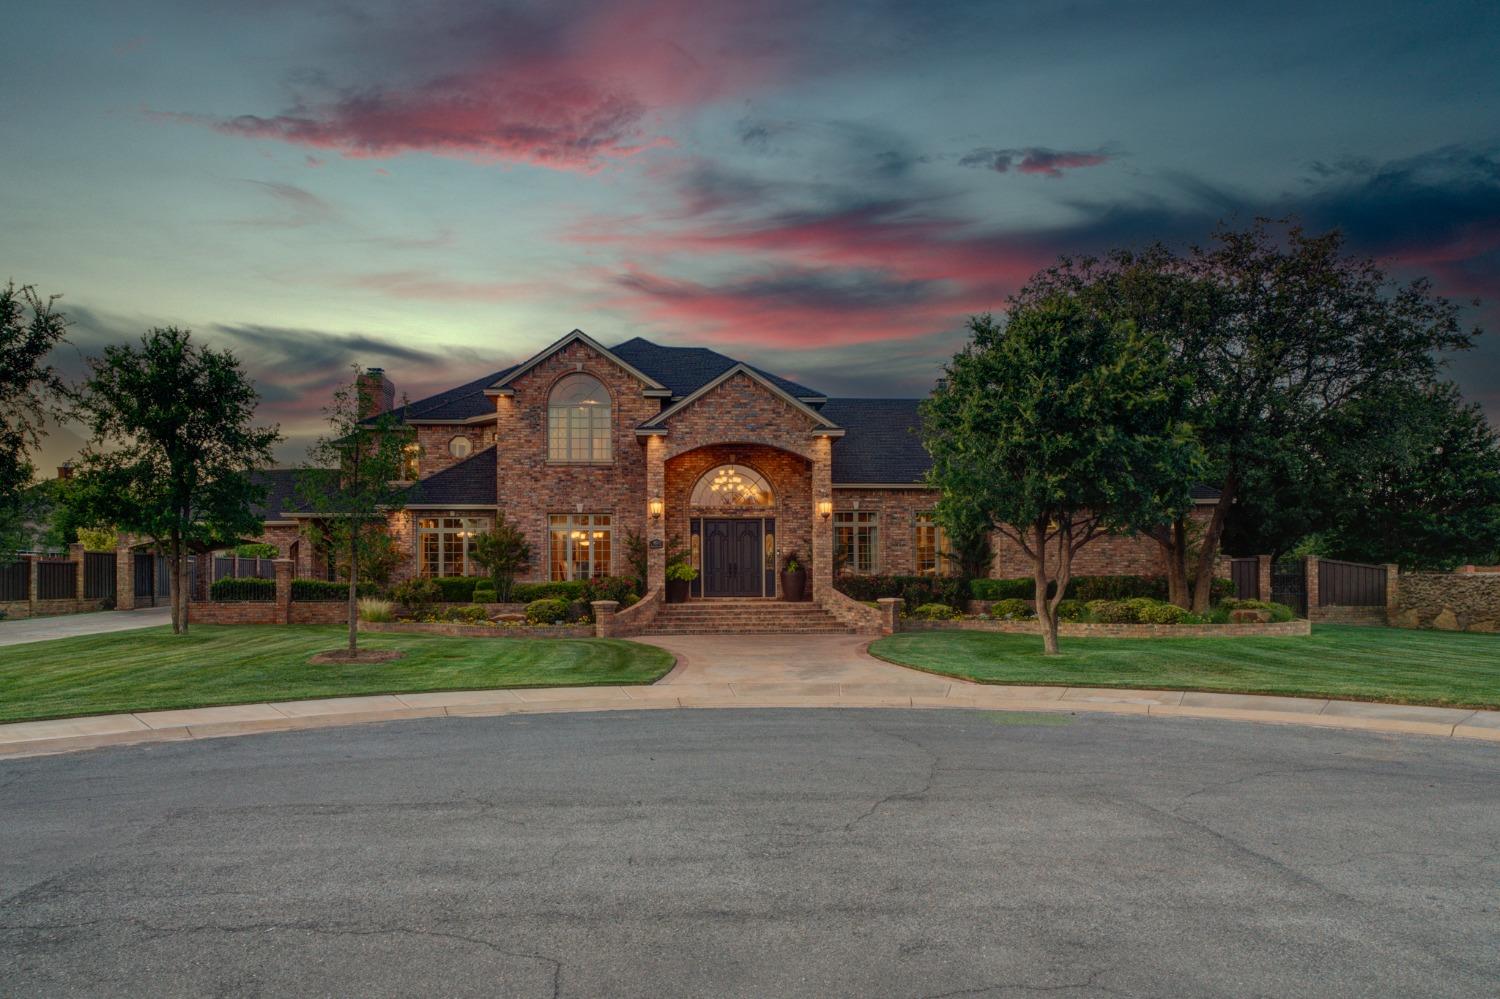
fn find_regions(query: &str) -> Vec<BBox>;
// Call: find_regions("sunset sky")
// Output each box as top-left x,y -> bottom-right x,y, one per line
5,0 -> 1498,467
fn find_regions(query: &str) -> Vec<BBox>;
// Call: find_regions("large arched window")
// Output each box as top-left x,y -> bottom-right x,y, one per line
690,464 -> 774,508
548,374 -> 611,462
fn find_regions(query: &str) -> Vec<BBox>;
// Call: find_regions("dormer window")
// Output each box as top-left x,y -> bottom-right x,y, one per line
548,374 -> 611,462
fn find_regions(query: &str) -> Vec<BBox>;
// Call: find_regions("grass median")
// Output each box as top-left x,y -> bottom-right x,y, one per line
0,625 -> 675,724
868,624 -> 1500,709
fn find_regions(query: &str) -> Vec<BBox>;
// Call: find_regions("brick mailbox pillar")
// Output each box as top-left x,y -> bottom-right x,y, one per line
273,558 -> 293,624
591,600 -> 619,638
69,543 -> 86,610
1256,555 -> 1273,602
115,542 -> 135,611
876,597 -> 902,636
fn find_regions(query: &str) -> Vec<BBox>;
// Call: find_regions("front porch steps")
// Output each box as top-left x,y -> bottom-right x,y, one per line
648,599 -> 855,635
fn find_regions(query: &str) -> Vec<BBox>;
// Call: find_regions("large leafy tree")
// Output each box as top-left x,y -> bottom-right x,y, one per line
298,369 -> 415,655
72,328 -> 281,633
923,303 -> 1202,654
0,283 -> 70,533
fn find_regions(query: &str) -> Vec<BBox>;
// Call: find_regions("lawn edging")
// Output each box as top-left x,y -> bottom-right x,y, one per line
900,618 -> 1311,638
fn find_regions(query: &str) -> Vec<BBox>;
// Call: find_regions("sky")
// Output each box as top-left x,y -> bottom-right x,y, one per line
4,0 -> 1499,468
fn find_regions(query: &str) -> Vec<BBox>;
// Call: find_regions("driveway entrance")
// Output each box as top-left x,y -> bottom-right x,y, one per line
634,633 -> 953,690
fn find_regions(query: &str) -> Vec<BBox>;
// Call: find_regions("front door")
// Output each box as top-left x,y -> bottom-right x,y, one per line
702,519 -> 764,597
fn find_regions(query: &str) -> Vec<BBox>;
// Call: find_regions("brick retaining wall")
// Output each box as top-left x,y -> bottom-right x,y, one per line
359,620 -> 595,639
900,618 -> 1311,638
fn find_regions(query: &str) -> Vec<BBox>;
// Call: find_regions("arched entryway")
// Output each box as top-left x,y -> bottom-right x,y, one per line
691,464 -> 775,597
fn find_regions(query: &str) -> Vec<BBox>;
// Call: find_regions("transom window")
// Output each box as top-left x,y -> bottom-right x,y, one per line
834,511 -> 880,575
689,464 -> 774,508
914,512 -> 950,575
419,516 -> 490,577
548,374 -> 612,463
549,513 -> 612,580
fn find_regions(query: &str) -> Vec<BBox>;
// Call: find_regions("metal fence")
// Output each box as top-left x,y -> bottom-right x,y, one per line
1318,558 -> 1387,607
212,556 -> 277,581
0,558 -> 27,601
1271,559 -> 1308,617
1230,558 -> 1259,599
36,559 -> 76,600
84,552 -> 117,599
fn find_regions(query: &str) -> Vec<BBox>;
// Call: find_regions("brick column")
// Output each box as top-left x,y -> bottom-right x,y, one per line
591,600 -> 619,637
273,558 -> 293,624
1384,563 -> 1399,621
1256,555 -> 1273,601
69,543 -> 86,610
26,555 -> 37,615
876,597 -> 902,635
645,435 -> 666,593
115,542 -> 135,611
1304,555 -> 1320,616
810,436 -> 833,601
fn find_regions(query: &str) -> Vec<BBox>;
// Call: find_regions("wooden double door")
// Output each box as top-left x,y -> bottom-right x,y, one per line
701,518 -> 765,597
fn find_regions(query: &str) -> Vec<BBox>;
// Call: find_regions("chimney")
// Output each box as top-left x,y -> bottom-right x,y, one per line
357,367 -> 396,419
57,461 -> 73,480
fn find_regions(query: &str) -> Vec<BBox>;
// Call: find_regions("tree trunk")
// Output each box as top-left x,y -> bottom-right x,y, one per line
1190,472 -> 1237,612
348,526 -> 359,654
168,532 -> 182,634
1032,519 -> 1059,655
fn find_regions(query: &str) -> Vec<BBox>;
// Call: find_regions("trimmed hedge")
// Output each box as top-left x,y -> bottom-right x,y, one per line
209,577 -> 275,602
834,574 -> 969,612
911,602 -> 962,621
472,583 -> 498,603
511,580 -> 590,603
290,578 -> 378,602
987,598 -> 1034,621
429,576 -> 480,602
969,574 -> 1236,603
525,598 -> 571,624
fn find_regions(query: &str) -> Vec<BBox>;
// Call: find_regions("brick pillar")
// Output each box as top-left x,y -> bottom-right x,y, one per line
1256,555 -> 1272,601
645,435 -> 666,593
115,541 -> 135,611
26,555 -> 37,615
69,543 -> 86,610
273,558 -> 293,624
1384,563 -> 1399,621
811,436 -> 834,601
1304,555 -> 1320,617
591,600 -> 619,637
876,597 -> 902,635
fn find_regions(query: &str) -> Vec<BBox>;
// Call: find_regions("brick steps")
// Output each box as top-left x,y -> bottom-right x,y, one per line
650,600 -> 853,634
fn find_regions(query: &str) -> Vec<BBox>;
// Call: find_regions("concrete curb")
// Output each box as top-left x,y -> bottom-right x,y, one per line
1,681 -> 1496,758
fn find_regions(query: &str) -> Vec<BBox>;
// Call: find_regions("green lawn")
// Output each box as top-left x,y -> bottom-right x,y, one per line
869,625 -> 1500,709
0,625 -> 675,724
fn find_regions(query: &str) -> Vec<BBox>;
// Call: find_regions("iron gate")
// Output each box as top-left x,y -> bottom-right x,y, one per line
1271,559 -> 1307,617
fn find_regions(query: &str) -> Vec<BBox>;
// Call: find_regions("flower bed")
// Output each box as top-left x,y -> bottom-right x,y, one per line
358,620 -> 595,639
900,618 -> 1310,638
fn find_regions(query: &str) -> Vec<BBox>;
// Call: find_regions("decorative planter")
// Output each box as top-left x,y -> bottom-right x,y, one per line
780,569 -> 807,602
666,578 -> 691,604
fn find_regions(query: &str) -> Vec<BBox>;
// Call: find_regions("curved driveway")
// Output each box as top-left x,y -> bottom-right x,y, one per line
2,709 -> 1496,997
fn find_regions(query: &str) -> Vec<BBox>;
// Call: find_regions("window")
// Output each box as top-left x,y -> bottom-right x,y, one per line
400,444 -> 422,481
834,511 -> 879,575
689,464 -> 774,508
549,513 -> 612,580
548,374 -> 611,462
448,435 -> 472,459
418,516 -> 490,576
914,512 -> 949,575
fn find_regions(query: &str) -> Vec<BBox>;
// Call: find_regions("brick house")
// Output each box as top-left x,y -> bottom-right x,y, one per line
246,330 -> 1218,603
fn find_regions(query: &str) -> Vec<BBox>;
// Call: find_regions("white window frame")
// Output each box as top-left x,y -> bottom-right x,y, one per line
547,374 -> 612,463
834,511 -> 880,575
418,516 -> 490,577
549,513 -> 612,580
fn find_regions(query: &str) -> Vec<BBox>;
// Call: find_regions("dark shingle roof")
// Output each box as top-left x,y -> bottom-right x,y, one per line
821,399 -> 931,484
399,446 -> 496,506
610,337 -> 824,400
385,367 -> 517,423
249,469 -> 305,520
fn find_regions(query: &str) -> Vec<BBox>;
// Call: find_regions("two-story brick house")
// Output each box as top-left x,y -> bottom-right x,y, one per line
248,330 -> 1215,607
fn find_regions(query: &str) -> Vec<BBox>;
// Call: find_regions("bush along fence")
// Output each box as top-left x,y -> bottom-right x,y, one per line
190,560 -> 348,625
0,545 -> 117,620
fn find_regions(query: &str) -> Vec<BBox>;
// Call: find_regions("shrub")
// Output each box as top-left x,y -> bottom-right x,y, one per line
969,577 -> 1038,601
1072,575 -> 1169,602
911,602 -> 962,621
430,576 -> 479,602
472,583 -> 498,603
586,575 -> 638,605
511,580 -> 589,603
1086,599 -> 1135,624
392,577 -> 442,614
291,578 -> 377,602
1055,599 -> 1088,622
1137,601 -> 1188,625
210,576 -> 275,602
525,598 -> 570,624
233,542 -> 279,559
988,598 -> 1034,621
358,598 -> 396,622
834,574 -> 970,612
437,604 -> 489,625
666,562 -> 698,582
1219,598 -> 1296,622
564,599 -> 593,624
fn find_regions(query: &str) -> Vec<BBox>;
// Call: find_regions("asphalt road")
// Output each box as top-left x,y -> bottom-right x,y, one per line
1,709 -> 1496,998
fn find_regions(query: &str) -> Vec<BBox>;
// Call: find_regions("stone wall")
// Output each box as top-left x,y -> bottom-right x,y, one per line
1390,573 -> 1500,633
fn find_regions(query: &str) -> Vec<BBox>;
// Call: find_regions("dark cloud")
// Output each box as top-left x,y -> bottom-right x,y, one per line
958,146 -> 1114,177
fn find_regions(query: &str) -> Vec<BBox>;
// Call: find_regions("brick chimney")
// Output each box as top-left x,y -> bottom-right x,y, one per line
56,461 -> 73,480
356,367 -> 395,419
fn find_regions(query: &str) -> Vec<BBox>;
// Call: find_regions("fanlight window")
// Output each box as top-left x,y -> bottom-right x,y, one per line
690,464 -> 774,508
548,374 -> 611,462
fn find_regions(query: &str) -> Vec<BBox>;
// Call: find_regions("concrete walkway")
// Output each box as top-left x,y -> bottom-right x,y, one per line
0,606 -> 171,647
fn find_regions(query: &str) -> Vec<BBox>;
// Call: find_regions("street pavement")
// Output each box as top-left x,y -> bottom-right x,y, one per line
1,708 -> 1496,997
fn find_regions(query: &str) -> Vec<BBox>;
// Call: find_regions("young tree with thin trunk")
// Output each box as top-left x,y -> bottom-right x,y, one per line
0,283 -> 70,535
923,305 -> 1201,654
71,328 -> 280,633
471,514 -> 532,603
298,370 -> 414,655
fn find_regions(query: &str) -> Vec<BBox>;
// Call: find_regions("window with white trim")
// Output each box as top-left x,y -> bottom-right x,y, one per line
418,516 -> 490,577
914,512 -> 949,575
834,511 -> 879,575
549,513 -> 612,580
547,374 -> 611,462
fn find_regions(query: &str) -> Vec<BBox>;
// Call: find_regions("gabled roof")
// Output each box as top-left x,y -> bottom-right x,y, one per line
638,364 -> 842,434
397,446 -> 497,507
486,329 -> 669,395
611,337 -> 825,401
820,399 -> 932,484
248,468 -> 306,522
385,366 -> 516,423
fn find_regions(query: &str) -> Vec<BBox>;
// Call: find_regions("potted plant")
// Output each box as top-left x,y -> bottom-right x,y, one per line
780,551 -> 808,602
665,561 -> 697,603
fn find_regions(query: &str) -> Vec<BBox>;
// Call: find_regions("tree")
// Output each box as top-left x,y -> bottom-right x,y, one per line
71,328 -> 281,633
470,514 -> 533,602
923,304 -> 1202,653
937,503 -> 994,579
298,369 -> 415,655
0,283 -> 69,524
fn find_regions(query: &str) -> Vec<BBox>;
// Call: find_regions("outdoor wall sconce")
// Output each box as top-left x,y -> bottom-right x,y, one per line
817,499 -> 833,520
649,497 -> 664,520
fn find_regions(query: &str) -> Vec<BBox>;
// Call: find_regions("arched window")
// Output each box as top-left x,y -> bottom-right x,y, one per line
690,464 -> 774,508
548,374 -> 611,462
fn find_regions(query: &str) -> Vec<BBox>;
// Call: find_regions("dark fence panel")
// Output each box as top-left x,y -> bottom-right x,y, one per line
1230,558 -> 1259,600
37,559 -> 77,600
214,556 -> 275,580
1271,559 -> 1308,618
84,552 -> 117,599
1318,558 -> 1387,607
0,558 -> 27,601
